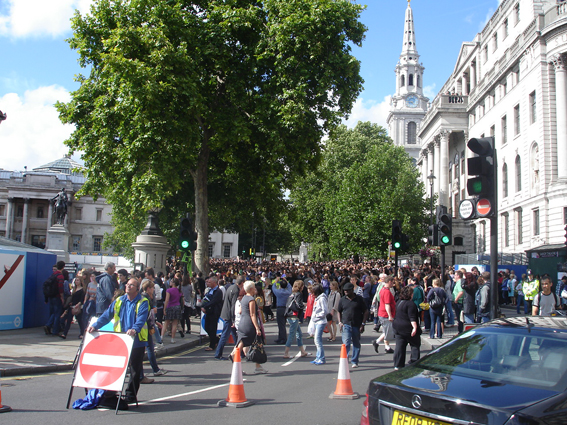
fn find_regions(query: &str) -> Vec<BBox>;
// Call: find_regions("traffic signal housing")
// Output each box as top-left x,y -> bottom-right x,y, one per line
179,217 -> 191,250
467,137 -> 495,216
564,225 -> 567,247
437,206 -> 452,246
179,216 -> 197,251
401,233 -> 410,252
392,220 -> 402,250
427,224 -> 438,246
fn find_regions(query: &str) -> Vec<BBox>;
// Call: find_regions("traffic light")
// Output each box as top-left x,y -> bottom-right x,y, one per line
179,216 -> 197,251
401,233 -> 410,252
179,217 -> 191,250
427,224 -> 438,246
437,206 -> 452,246
564,225 -> 567,247
392,220 -> 402,250
467,137 -> 495,216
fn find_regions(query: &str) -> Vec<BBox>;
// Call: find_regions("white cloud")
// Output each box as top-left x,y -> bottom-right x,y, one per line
423,84 -> 437,100
342,95 -> 391,129
0,86 -> 80,172
0,0 -> 93,38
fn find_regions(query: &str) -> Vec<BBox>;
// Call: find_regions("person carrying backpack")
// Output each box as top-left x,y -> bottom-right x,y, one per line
532,277 -> 560,317
43,261 -> 66,336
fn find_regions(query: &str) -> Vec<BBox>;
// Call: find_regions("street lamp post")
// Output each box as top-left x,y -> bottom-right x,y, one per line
427,170 -> 436,226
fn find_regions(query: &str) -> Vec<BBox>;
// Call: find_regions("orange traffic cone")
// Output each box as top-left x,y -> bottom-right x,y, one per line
0,390 -> 12,413
329,344 -> 359,400
217,349 -> 255,407
228,334 -> 235,344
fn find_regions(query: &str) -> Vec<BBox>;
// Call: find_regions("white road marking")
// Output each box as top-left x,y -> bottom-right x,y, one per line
138,380 -> 247,405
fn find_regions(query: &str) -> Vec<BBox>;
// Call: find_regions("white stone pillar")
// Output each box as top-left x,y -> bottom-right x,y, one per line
47,201 -> 54,228
21,198 -> 30,245
439,130 -> 450,207
462,73 -> 469,95
427,146 -> 434,189
5,198 -> 14,239
470,63 -> 476,91
552,54 -> 567,181
434,138 -> 441,203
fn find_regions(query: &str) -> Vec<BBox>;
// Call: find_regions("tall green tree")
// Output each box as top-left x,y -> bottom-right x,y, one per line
57,0 -> 366,271
290,121 -> 429,259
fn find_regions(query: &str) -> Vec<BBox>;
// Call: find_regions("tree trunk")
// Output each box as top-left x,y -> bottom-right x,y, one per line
193,136 -> 211,275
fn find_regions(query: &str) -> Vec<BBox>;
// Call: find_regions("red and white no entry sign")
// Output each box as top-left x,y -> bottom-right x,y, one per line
74,332 -> 134,391
476,198 -> 492,217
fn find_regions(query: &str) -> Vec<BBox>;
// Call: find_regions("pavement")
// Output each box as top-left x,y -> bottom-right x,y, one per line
0,305 -> 525,378
0,318 -> 204,377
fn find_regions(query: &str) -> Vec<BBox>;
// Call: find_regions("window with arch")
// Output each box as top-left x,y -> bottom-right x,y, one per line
401,75 -> 405,87
531,143 -> 539,191
502,163 -> 508,198
515,155 -> 522,192
409,74 -> 414,86
407,122 -> 417,144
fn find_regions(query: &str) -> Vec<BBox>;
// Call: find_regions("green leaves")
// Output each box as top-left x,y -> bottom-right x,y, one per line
58,0 -> 366,267
290,121 -> 429,260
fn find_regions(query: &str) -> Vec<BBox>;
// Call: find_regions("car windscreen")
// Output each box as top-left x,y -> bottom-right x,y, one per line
415,328 -> 567,390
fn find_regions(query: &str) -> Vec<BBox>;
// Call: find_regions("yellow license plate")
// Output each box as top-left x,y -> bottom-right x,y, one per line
392,410 -> 450,425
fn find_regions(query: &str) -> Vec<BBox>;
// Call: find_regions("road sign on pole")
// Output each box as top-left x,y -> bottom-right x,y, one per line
476,198 -> 492,217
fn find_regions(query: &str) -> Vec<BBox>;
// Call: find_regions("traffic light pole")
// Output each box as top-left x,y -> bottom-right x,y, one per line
440,245 -> 445,281
490,149 -> 499,320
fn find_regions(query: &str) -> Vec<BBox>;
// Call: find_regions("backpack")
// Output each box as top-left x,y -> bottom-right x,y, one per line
534,291 -> 560,309
43,273 -> 59,298
284,294 -> 299,318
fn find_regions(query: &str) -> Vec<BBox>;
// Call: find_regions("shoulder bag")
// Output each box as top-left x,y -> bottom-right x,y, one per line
246,335 -> 267,364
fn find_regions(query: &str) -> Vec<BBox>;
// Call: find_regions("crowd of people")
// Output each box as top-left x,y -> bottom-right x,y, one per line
42,257 -> 565,404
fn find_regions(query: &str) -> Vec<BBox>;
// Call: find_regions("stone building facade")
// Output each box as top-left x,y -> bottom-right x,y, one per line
416,0 -> 567,260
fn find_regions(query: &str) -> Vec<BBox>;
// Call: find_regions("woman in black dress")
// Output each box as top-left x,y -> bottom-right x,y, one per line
231,281 -> 267,374
392,285 -> 421,370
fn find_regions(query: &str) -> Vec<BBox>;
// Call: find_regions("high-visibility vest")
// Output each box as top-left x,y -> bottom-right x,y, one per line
113,297 -> 149,342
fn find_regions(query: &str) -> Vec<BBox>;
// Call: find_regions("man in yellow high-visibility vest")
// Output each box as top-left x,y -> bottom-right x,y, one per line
88,278 -> 149,403
522,269 -> 540,314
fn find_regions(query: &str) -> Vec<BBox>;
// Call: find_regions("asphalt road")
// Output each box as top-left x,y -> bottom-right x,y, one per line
1,324 -> 429,425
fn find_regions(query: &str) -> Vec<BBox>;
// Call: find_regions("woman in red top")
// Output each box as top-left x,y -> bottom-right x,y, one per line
304,284 -> 315,325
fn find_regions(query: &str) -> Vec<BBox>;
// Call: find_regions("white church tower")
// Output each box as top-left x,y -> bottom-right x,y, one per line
387,0 -> 428,162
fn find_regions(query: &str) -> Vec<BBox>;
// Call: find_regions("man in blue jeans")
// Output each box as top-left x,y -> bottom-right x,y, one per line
215,275 -> 244,360
272,277 -> 292,344
338,282 -> 367,368
44,261 -> 66,336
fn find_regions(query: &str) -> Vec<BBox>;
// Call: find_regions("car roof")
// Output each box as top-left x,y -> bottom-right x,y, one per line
482,316 -> 567,332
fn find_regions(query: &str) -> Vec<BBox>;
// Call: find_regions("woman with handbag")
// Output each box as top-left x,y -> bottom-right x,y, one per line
161,277 -> 184,344
82,270 -> 97,330
283,280 -> 311,359
231,281 -> 268,374
426,278 -> 446,339
327,281 -> 341,341
59,271 -> 85,339
310,284 -> 329,365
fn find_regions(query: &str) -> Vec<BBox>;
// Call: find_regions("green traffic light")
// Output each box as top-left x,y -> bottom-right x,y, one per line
471,180 -> 483,194
394,242 -> 401,249
181,240 -> 189,249
441,235 -> 450,244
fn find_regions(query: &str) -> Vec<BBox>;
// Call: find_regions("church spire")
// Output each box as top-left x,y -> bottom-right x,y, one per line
401,0 -> 419,61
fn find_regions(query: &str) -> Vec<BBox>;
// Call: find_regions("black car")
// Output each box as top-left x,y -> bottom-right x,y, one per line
361,317 -> 567,425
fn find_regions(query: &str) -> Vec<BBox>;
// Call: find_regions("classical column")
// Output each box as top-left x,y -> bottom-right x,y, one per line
434,137 -> 441,202
21,198 -> 30,245
427,145 -> 434,189
470,62 -> 476,91
462,73 -> 469,95
47,201 -> 54,228
5,198 -> 14,239
552,54 -> 567,181
439,130 -> 450,207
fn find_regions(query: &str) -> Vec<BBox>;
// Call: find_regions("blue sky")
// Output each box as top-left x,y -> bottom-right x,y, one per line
0,0 -> 501,171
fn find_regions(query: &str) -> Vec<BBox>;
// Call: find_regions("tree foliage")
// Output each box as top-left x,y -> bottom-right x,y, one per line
290,121 -> 429,260
57,0 -> 366,271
